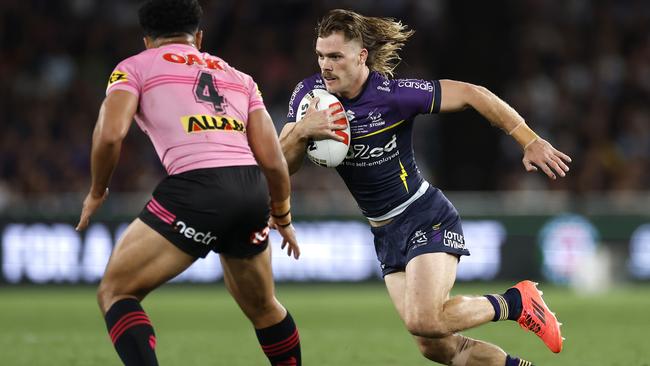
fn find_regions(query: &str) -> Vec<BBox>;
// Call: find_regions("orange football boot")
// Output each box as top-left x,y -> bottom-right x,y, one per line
513,280 -> 564,353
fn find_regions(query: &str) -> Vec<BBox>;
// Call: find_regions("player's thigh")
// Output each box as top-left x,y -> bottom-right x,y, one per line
385,267 -> 452,324
385,271 -> 408,319
219,246 -> 279,316
405,252 -> 458,316
385,271 -> 457,360
99,219 -> 196,308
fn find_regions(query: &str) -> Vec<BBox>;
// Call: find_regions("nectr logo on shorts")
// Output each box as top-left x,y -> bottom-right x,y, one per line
181,114 -> 245,133
443,230 -> 465,250
174,220 -> 217,245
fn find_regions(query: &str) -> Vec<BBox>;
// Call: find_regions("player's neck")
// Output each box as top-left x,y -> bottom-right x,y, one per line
341,66 -> 370,99
153,35 -> 197,49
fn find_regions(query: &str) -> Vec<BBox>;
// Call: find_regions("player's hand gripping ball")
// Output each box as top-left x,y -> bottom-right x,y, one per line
296,89 -> 351,168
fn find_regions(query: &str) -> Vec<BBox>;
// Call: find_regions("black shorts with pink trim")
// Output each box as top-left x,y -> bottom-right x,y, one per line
139,165 -> 270,258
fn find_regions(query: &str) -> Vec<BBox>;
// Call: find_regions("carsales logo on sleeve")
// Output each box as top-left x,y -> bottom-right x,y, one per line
397,79 -> 433,92
287,82 -> 304,119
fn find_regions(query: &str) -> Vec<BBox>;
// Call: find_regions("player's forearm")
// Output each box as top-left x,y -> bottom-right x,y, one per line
89,130 -> 122,197
87,91 -> 137,196
246,109 -> 293,206
256,151 -> 292,222
467,85 -> 538,149
263,163 -> 291,207
279,123 -> 308,175
255,146 -> 291,203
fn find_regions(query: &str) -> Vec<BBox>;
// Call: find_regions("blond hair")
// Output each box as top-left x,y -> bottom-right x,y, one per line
316,9 -> 414,78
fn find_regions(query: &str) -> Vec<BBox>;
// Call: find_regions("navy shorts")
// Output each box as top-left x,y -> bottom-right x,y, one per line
139,165 -> 270,258
370,187 -> 471,276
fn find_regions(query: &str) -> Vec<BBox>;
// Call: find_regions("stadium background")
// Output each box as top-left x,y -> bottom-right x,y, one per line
1,0 -> 649,365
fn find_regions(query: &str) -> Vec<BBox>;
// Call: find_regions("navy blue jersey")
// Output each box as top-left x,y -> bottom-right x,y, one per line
287,71 -> 441,218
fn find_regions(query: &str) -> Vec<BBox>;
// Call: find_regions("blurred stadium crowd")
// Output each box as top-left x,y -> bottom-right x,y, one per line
1,0 -> 648,211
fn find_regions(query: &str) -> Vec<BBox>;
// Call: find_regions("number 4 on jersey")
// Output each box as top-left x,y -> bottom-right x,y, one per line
194,71 -> 225,113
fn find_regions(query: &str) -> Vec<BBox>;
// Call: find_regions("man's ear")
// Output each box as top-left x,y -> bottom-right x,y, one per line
143,37 -> 154,49
359,48 -> 368,65
194,30 -> 203,50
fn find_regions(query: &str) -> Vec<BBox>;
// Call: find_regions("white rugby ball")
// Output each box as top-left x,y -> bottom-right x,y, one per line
296,89 -> 351,168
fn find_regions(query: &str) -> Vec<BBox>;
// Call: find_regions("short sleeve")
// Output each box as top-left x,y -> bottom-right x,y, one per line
286,81 -> 308,122
395,79 -> 441,117
248,77 -> 266,114
105,57 -> 143,97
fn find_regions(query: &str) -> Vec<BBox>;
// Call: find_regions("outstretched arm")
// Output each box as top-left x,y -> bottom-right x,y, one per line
438,79 -> 571,180
247,108 -> 299,259
77,90 -> 138,230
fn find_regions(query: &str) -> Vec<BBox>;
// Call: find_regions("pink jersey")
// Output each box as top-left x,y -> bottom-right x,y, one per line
106,43 -> 263,174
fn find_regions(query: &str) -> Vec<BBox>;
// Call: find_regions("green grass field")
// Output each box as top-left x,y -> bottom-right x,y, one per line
1,282 -> 648,365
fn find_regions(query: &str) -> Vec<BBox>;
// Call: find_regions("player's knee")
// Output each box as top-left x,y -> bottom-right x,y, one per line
405,315 -> 450,338
96,281 -> 114,313
240,294 -> 282,321
96,280 -> 140,314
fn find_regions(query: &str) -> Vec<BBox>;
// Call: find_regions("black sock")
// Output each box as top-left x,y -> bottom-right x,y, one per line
503,287 -> 523,320
105,298 -> 158,366
505,354 -> 534,366
485,288 -> 522,321
255,312 -> 301,366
